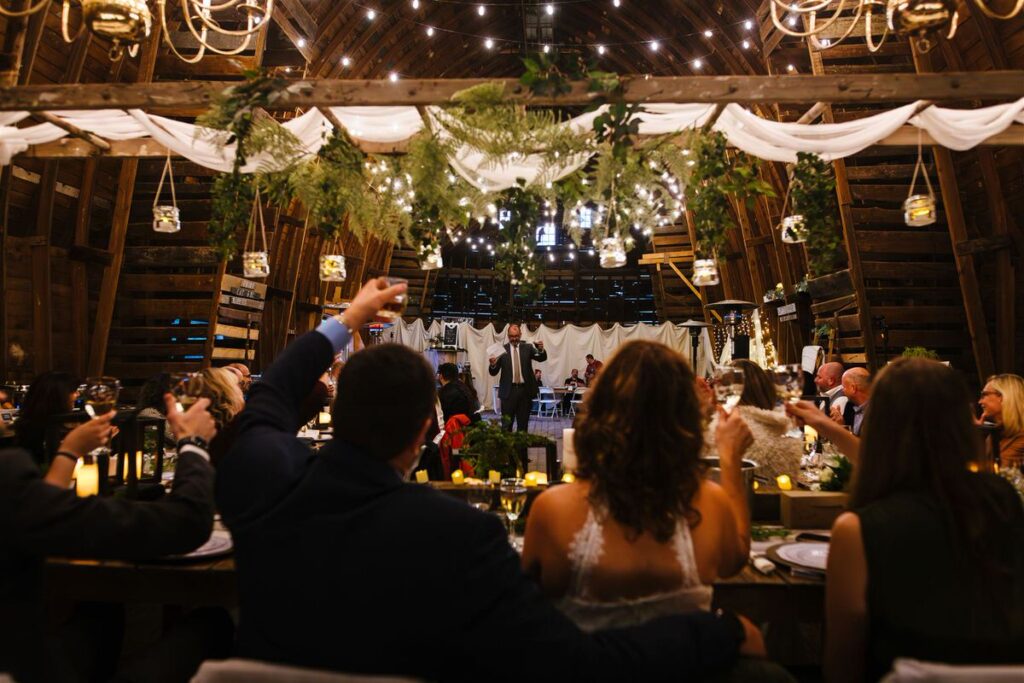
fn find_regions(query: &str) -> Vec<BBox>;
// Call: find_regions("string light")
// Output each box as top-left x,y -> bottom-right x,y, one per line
545,3 -> 554,15
692,58 -> 703,69
366,8 -> 376,20
297,38 -> 307,48
484,37 -> 494,49
703,29 -> 713,38
477,4 -> 486,16
742,40 -> 751,50
389,71 -> 399,82
543,44 -> 550,53
613,0 -> 620,7
649,40 -> 660,51
426,26 -> 434,36
411,0 -> 419,8
597,44 -> 606,54
341,55 -> 351,67
744,19 -> 754,30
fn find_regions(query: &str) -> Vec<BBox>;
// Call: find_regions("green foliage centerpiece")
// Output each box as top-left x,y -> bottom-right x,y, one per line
460,419 -> 554,479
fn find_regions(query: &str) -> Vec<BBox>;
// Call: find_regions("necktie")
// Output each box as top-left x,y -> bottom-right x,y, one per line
512,344 -> 522,384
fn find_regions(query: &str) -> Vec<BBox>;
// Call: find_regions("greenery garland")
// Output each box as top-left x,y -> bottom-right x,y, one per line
493,183 -> 545,300
791,152 -> 843,277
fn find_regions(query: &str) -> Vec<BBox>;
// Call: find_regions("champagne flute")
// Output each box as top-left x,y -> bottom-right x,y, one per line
712,363 -> 745,412
499,478 -> 528,545
772,364 -> 804,404
170,372 -> 205,413
83,376 -> 120,458
377,276 -> 408,320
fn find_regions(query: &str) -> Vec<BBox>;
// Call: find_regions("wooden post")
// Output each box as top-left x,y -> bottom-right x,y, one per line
71,159 -> 96,377
87,26 -> 162,376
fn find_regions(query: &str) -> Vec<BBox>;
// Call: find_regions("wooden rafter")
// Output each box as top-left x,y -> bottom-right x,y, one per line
2,72 -> 1024,111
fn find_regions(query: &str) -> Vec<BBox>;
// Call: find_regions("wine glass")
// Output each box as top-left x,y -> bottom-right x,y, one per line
499,478 -> 527,545
82,376 -> 120,458
170,372 -> 205,413
467,485 -> 492,512
772,364 -> 804,404
377,276 -> 408,320
712,363 -> 745,411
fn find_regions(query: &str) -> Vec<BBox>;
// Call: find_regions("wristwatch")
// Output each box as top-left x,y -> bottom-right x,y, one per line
714,608 -> 747,648
54,450 -> 81,463
176,435 -> 210,452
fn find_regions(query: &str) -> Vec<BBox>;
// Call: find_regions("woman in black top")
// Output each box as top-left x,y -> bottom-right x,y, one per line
13,372 -> 80,466
800,358 -> 1024,682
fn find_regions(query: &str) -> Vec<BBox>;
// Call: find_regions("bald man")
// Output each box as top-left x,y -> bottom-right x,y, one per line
488,324 -> 547,432
815,361 -> 846,412
226,362 -> 253,394
831,367 -> 872,436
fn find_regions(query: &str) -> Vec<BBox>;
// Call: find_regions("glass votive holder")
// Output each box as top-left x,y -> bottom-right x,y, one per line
319,254 -> 346,282
903,193 -> 937,227
779,214 -> 806,243
692,258 -> 720,287
242,251 -> 270,279
598,236 -> 627,269
152,205 -> 181,233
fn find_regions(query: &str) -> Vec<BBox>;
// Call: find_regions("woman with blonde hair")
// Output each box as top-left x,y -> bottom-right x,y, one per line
522,340 -> 754,631
197,367 -> 245,465
979,373 -> 1024,468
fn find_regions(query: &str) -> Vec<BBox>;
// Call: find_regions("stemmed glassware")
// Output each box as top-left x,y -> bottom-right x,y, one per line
499,478 -> 527,545
82,376 -> 120,458
772,364 -> 804,404
712,363 -> 745,412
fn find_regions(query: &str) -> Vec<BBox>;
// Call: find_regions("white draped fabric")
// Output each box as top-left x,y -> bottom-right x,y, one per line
4,98 -> 1024,174
390,320 -> 716,411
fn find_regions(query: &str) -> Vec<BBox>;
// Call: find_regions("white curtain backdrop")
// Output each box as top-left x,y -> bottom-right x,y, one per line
389,320 -> 717,411
4,97 -> 1024,171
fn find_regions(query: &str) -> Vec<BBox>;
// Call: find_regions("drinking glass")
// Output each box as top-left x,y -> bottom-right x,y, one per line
467,485 -> 492,512
170,372 -> 205,413
83,376 -> 120,458
377,277 -> 408,320
772,364 -> 804,403
499,478 -> 527,544
712,363 -> 745,411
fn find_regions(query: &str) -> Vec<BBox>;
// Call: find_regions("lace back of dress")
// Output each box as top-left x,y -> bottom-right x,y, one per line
566,507 -> 605,598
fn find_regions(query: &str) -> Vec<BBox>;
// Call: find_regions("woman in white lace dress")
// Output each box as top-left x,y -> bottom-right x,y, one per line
522,341 -> 754,631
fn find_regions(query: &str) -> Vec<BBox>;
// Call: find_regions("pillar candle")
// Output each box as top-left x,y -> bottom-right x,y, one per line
451,470 -> 465,485
415,470 -> 429,484
776,474 -> 793,491
123,451 -> 143,481
488,470 -> 501,484
561,428 -> 577,472
76,461 -> 99,497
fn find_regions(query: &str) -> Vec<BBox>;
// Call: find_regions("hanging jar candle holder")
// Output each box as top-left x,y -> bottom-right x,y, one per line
420,244 -> 443,270
692,258 -> 720,287
319,254 -> 347,282
151,153 -> 180,233
242,188 -> 270,279
598,236 -> 627,269
780,214 -> 807,244
904,132 -> 938,227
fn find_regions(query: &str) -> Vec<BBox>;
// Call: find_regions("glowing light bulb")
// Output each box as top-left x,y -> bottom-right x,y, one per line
426,26 -> 434,36
545,3 -> 554,15
597,44 -> 606,54
411,0 -> 419,7
366,8 -> 376,20
612,0 -> 620,6
543,44 -> 550,53
650,40 -> 660,51
744,19 -> 754,30
297,38 -> 307,48
477,4 -> 486,16
389,71 -> 399,82
741,40 -> 750,50
787,63 -> 796,72
341,56 -> 351,67
693,58 -> 703,69
485,38 -> 494,49
703,29 -> 713,38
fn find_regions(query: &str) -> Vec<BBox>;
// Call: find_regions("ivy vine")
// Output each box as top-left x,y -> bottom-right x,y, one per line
791,152 -> 844,278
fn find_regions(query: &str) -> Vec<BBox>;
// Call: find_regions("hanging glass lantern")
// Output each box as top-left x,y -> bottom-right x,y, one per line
319,254 -> 347,282
887,0 -> 959,52
243,251 -> 270,279
903,194 -> 937,227
779,214 -> 807,244
598,236 -> 627,269
693,259 -> 720,287
420,245 -> 443,270
152,153 -> 180,233
81,0 -> 152,58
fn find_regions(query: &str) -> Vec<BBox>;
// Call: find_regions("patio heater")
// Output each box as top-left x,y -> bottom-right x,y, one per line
707,300 -> 758,360
679,319 -> 711,372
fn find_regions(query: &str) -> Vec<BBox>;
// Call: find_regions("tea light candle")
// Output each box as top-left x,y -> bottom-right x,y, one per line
804,426 -> 818,445
318,411 -> 332,425
524,472 -> 539,488
123,450 -> 143,481
776,474 -> 793,491
561,472 -> 576,484
451,470 -> 465,485
561,428 -> 577,472
76,461 -> 99,497
488,470 -> 501,484
415,470 -> 429,484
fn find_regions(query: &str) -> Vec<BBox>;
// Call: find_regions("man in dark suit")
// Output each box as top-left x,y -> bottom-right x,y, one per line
217,278 -> 763,682
0,398 -> 219,682
488,324 -> 547,432
437,362 -> 480,425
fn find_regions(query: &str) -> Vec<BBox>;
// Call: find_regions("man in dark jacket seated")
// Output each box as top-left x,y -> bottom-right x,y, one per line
217,277 -> 765,682
437,362 -> 481,425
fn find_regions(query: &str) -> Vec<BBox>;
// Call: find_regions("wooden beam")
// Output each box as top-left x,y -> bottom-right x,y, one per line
87,25 -> 162,377
3,72 -> 1024,111
71,159 -> 96,377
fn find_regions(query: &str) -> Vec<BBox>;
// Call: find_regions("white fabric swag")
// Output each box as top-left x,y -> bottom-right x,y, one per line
3,98 -> 1024,180
390,319 -> 717,411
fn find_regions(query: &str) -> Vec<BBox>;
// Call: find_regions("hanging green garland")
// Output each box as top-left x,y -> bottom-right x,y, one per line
791,152 -> 843,277
493,183 -> 545,299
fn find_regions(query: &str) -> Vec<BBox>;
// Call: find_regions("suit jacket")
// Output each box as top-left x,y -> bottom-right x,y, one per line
0,447 -> 214,682
217,331 -> 740,682
488,342 -> 547,401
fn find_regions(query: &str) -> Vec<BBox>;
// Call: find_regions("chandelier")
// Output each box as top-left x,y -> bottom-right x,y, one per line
0,0 -> 273,61
767,0 -> 1023,54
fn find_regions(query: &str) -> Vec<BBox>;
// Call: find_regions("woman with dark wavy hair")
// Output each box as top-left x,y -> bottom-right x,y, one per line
13,371 -> 80,466
522,340 -> 754,631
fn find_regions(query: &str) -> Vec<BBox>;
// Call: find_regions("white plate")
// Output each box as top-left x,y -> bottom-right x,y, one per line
165,529 -> 233,561
775,542 -> 829,571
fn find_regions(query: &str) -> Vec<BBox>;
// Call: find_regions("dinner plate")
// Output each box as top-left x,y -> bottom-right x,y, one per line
769,542 -> 829,571
164,530 -> 233,561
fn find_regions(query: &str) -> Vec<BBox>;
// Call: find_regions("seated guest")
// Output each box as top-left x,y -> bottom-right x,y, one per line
13,371 -> 80,466
217,278 -> 764,682
225,362 -> 253,394
979,374 -> 1024,469
564,368 -> 586,388
815,361 -> 846,413
832,367 -> 871,436
523,341 -> 754,631
584,354 -> 603,385
197,368 -> 245,466
437,363 -> 481,425
534,368 -> 544,387
0,398 -> 219,682
705,360 -> 803,481
0,386 -> 13,409
823,358 -> 1024,682
137,373 -> 178,447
